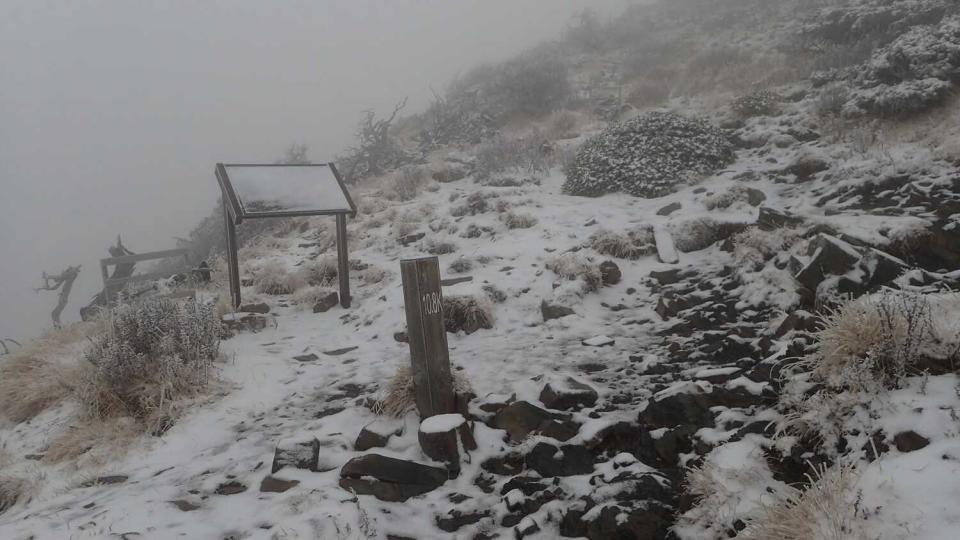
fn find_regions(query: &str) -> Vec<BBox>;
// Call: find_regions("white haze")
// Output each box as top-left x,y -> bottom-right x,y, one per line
0,0 -> 629,341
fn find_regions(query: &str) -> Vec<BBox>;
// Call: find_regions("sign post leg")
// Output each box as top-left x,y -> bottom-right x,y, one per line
336,213 -> 351,308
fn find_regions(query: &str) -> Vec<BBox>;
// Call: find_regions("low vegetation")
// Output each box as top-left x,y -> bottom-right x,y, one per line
79,298 -> 220,434
588,227 -> 656,260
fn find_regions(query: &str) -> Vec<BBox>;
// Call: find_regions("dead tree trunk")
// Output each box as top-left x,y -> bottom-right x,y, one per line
81,236 -> 137,321
35,265 -> 82,328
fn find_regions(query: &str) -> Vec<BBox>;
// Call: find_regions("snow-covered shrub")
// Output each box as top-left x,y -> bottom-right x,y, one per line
253,262 -> 307,295
443,295 -> 494,334
299,257 -> 338,287
703,184 -> 765,210
375,363 -> 473,418
740,463 -> 864,540
732,227 -> 801,270
814,291 -> 935,390
451,192 -> 493,217
731,89 -> 780,118
815,84 -> 852,118
588,227 -> 656,260
678,439 -> 789,539
546,253 -> 602,293
384,166 -> 428,202
841,14 -> 960,117
79,298 -> 220,431
501,212 -> 538,229
426,240 -> 458,255
448,257 -> 473,274
545,109 -> 580,139
482,45 -> 571,119
360,266 -> 390,286
482,284 -> 508,303
473,134 -> 551,182
669,217 -> 742,253
799,0 -> 950,47
562,111 -> 734,198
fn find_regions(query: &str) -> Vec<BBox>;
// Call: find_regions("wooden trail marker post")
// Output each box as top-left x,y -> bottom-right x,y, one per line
400,256 -> 455,418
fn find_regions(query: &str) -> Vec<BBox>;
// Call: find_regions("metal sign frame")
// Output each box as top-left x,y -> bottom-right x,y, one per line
215,162 -> 357,308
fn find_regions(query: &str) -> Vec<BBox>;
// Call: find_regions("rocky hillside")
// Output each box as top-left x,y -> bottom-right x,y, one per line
2,1 -> 960,539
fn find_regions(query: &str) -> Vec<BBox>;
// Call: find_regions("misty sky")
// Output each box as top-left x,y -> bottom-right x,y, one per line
0,0 -> 630,341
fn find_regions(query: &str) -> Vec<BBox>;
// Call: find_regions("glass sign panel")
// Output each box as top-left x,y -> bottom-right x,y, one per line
224,164 -> 352,215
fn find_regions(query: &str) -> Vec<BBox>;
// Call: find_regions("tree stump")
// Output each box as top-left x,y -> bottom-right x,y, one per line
418,413 -> 476,476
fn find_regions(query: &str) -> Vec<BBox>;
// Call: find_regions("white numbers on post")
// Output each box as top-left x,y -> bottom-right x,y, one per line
422,291 -> 442,316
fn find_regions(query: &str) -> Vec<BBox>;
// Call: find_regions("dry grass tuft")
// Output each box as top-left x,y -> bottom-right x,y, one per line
291,286 -> 338,309
740,463 -> 864,540
588,227 -> 655,260
0,353 -> 77,424
375,364 -> 473,418
43,417 -> 140,465
300,257 -> 339,287
547,253 -> 602,293
443,295 -> 494,334
732,227 -> 800,270
253,262 -> 307,295
0,475 -> 33,515
814,291 -> 932,390
669,217 -> 742,253
501,211 -> 538,229
0,323 -> 97,424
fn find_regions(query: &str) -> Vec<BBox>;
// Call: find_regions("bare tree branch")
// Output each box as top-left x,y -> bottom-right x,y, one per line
35,265 -> 81,328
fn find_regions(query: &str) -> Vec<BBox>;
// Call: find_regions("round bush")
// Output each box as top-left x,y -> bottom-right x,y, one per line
562,111 -> 734,198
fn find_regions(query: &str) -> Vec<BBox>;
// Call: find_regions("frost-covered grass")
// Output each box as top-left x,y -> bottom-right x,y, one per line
291,286 -> 337,310
813,291 -> 939,390
588,227 -> 655,260
500,211 -> 538,229
78,298 -> 220,433
443,294 -> 494,334
375,363 -> 473,418
731,89 -> 780,118
669,217 -> 741,253
0,475 -> 32,516
299,257 -> 339,287
732,226 -> 800,270
546,253 -> 602,293
740,463 -> 864,540
253,261 -> 307,295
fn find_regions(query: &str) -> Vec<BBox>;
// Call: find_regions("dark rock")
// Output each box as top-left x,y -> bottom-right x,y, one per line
399,232 -> 426,246
355,421 -> 400,451
221,313 -> 268,335
169,500 -> 200,512
493,401 -> 578,442
584,505 -> 671,540
795,234 -> 861,293
324,346 -> 359,356
541,300 -> 575,321
214,481 -> 247,495
525,443 -> 593,477
757,207 -> 804,230
481,454 -> 525,476
272,437 -> 320,473
239,302 -> 270,314
539,378 -> 598,411
514,516 -> 540,538
436,510 -> 489,532
339,454 -> 448,502
600,260 -> 622,286
293,353 -> 319,362
638,387 -> 760,429
784,154 -> 830,181
259,476 -> 300,493
650,268 -> 683,285
744,187 -> 767,206
653,425 -> 697,466
657,202 -> 682,216
864,430 -> 890,462
894,431 -> 930,453
393,331 -> 408,343
312,292 -> 339,313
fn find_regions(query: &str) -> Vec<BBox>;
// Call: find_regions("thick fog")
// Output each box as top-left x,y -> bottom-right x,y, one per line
0,0 -> 628,341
